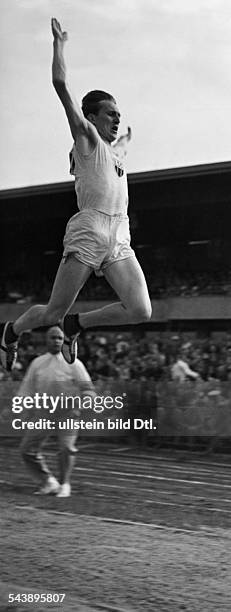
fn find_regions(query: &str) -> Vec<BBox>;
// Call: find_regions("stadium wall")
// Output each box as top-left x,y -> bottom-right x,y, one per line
1,296 -> 231,322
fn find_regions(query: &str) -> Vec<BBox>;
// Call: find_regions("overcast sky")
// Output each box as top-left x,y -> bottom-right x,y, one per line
1,0 -> 231,189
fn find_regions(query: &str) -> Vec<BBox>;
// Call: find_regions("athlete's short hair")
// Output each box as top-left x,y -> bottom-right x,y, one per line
81,90 -> 116,118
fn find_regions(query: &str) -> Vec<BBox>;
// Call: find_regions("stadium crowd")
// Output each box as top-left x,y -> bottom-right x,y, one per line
1,329 -> 231,448
2,266 -> 231,303
1,329 -> 231,384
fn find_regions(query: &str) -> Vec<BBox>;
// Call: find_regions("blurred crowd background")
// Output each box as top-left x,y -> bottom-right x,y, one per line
2,266 -> 231,304
2,327 -> 231,385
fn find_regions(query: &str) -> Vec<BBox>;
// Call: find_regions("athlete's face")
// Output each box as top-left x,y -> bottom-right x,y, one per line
92,99 -> 121,143
46,327 -> 64,354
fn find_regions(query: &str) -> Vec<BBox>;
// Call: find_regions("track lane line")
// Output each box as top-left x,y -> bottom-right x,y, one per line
14,504 -> 228,536
75,466 -> 231,488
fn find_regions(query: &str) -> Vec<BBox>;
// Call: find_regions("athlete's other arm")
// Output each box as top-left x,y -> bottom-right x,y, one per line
112,126 -> 132,158
114,126 -> 132,147
51,18 -> 97,153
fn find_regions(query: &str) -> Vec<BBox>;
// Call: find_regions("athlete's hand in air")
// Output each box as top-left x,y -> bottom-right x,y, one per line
127,126 -> 132,141
51,18 -> 68,43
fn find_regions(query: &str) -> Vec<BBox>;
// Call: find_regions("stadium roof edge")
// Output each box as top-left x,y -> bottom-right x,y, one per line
1,160 -> 231,199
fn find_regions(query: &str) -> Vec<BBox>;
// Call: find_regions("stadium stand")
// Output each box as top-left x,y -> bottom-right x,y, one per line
1,161 -> 231,448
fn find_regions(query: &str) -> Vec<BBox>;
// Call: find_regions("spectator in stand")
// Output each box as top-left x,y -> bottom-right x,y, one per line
171,347 -> 200,383
95,352 -> 117,379
11,328 -> 231,383
115,334 -> 129,356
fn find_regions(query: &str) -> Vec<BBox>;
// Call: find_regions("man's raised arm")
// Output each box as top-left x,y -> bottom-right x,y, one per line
51,18 -> 96,148
112,126 -> 132,159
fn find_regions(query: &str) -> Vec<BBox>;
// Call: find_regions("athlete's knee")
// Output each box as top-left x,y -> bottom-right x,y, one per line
142,301 -> 152,322
129,301 -> 152,323
42,308 -> 63,327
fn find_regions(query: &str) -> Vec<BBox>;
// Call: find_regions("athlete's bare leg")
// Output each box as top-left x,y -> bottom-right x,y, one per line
13,257 -> 92,336
70,257 -> 152,326
1,256 -> 151,374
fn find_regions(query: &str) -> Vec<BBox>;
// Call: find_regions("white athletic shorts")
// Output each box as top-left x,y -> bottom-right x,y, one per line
63,209 -> 135,274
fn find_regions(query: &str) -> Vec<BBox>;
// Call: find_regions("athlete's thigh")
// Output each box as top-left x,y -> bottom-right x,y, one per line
104,256 -> 150,309
47,256 -> 92,316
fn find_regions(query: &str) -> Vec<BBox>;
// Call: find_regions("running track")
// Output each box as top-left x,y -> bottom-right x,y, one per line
0,442 -> 231,531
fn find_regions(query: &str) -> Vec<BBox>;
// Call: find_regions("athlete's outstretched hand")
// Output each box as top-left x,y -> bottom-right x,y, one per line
112,126 -> 132,158
51,18 -> 68,43
127,126 -> 132,141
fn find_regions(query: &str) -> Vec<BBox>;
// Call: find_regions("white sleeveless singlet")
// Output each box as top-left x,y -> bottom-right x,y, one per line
69,135 -> 128,216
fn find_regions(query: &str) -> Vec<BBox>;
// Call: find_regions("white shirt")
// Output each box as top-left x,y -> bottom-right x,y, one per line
171,359 -> 199,383
18,352 -> 93,398
69,135 -> 128,216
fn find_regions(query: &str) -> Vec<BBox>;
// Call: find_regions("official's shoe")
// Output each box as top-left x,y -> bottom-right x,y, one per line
34,476 -> 60,495
56,483 -> 71,498
0,322 -> 18,371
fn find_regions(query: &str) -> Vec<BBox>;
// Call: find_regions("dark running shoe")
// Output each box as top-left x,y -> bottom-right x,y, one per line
62,334 -> 79,364
62,314 -> 82,364
0,322 -> 18,371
